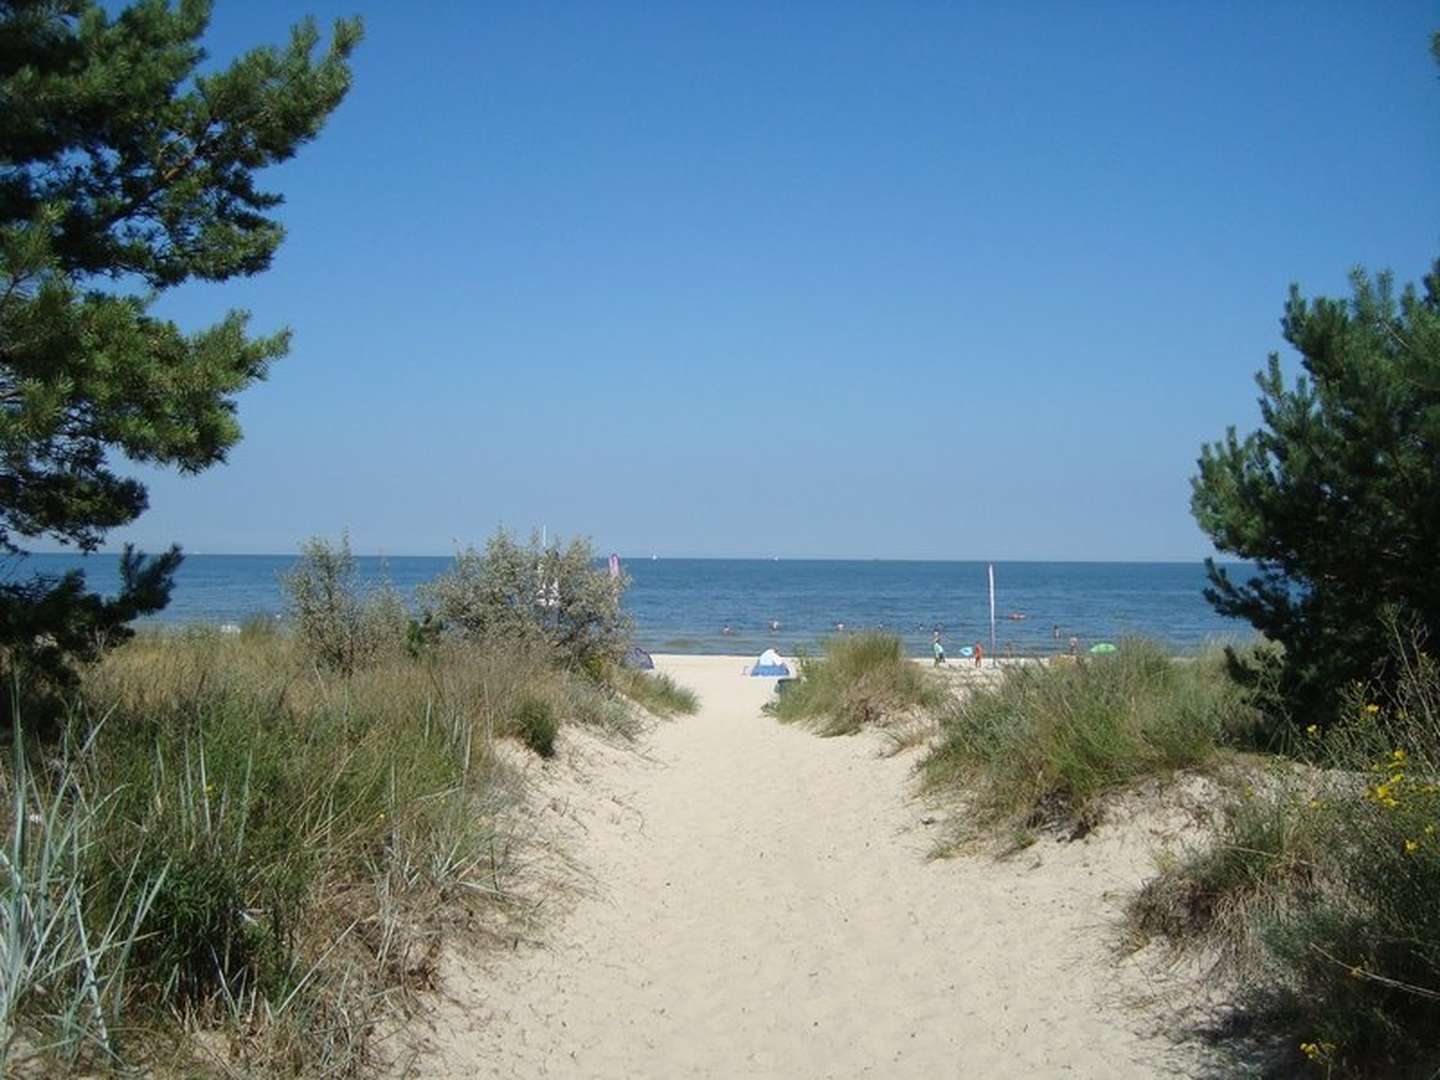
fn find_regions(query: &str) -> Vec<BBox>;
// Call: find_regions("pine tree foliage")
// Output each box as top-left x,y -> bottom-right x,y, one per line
0,0 -> 360,694
1191,261 -> 1440,725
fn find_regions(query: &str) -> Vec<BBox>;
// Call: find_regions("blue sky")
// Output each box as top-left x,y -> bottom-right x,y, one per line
94,1 -> 1440,560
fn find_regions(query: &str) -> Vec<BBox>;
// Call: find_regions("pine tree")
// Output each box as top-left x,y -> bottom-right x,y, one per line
1191,261 -> 1440,727
0,0 -> 361,697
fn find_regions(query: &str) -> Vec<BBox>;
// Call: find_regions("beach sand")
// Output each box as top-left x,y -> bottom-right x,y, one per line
407,655 -> 1207,1078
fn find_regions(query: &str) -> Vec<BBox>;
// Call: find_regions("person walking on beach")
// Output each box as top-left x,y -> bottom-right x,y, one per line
974,642 -> 984,667
932,631 -> 946,666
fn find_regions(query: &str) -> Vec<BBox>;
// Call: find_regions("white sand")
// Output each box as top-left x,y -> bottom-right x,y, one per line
409,655 -> 1206,1078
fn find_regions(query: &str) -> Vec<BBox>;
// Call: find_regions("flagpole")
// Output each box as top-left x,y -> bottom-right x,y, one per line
988,563 -> 997,666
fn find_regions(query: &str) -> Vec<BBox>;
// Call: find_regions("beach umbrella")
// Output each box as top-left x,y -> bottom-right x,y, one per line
1089,642 -> 1118,655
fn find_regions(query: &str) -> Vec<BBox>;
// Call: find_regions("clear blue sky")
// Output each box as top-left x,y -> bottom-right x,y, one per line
98,1 -> 1440,560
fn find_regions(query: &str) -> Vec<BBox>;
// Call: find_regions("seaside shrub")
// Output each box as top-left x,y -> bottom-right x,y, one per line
1130,629 -> 1440,1076
420,530 -> 632,671
922,641 -> 1247,831
281,534 -> 408,674
767,632 -> 942,736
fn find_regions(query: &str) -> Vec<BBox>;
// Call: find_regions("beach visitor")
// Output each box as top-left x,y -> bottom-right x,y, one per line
974,642 -> 984,667
769,620 -> 780,632
1053,623 -> 1061,640
721,624 -> 733,636
932,631 -> 946,666
1068,635 -> 1079,657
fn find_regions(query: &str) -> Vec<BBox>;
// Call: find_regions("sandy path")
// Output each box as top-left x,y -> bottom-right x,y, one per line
413,656 -> 1201,1079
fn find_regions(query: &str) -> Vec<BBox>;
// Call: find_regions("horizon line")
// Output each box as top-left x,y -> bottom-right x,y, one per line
18,549 -> 1236,565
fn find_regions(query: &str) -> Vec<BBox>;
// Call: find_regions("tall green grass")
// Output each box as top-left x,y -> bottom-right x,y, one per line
0,628 -> 632,1075
921,642 -> 1252,831
608,666 -> 699,718
766,633 -> 942,736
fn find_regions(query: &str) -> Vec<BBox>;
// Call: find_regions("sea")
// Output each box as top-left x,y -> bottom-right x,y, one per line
6,553 -> 1256,658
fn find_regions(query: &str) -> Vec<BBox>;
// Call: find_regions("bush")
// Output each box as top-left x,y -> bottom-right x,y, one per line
921,641 -> 1248,831
1130,628 -> 1440,1076
766,633 -> 942,737
419,530 -> 631,671
280,534 -> 408,674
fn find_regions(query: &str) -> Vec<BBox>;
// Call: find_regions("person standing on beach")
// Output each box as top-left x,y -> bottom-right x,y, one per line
974,642 -> 984,667
932,631 -> 946,666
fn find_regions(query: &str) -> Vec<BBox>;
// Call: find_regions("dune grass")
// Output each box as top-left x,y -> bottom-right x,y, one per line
766,632 -> 943,737
0,627 -> 636,1076
920,641 -> 1251,832
609,666 -> 699,718
1127,641 -> 1440,1077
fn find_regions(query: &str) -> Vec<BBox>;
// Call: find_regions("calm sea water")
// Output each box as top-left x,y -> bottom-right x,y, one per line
6,553 -> 1254,657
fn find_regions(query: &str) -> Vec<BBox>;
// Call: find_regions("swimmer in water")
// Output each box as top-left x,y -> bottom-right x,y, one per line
721,624 -> 734,636
769,620 -> 780,633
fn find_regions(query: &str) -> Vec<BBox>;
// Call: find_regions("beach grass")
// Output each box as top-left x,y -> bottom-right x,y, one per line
766,632 -> 943,736
0,626 -> 636,1075
609,666 -> 700,718
1126,641 -> 1440,1076
921,640 -> 1249,832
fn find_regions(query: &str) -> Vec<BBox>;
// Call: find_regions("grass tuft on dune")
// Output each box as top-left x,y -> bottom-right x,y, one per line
766,632 -> 942,736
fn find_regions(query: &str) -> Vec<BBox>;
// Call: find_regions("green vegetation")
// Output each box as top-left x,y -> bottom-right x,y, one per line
0,2 -> 361,700
0,623 -> 666,1075
281,533 -> 408,675
420,530 -> 632,672
765,632 -> 942,737
1129,631 -> 1440,1077
0,523 -> 690,1074
920,642 -> 1250,833
609,666 -> 700,718
1191,251 -> 1440,732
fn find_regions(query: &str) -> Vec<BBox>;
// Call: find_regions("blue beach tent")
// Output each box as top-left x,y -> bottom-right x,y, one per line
750,648 -> 791,677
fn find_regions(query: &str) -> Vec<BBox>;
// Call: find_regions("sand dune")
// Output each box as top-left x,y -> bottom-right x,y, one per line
408,655 -> 1206,1078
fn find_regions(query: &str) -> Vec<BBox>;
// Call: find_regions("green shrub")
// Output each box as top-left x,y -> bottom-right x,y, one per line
922,640 -> 1247,830
766,632 -> 941,737
1130,629 -> 1440,1075
509,695 -> 558,758
420,530 -> 632,671
280,533 -> 407,674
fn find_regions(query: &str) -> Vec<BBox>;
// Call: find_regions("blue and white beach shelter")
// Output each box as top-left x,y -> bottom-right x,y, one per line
750,648 -> 790,676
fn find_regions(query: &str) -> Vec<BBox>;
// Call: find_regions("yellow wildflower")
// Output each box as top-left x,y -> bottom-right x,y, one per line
1305,724 -> 1319,737
1365,703 -> 1381,714
1392,748 -> 1407,762
1405,839 -> 1420,854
